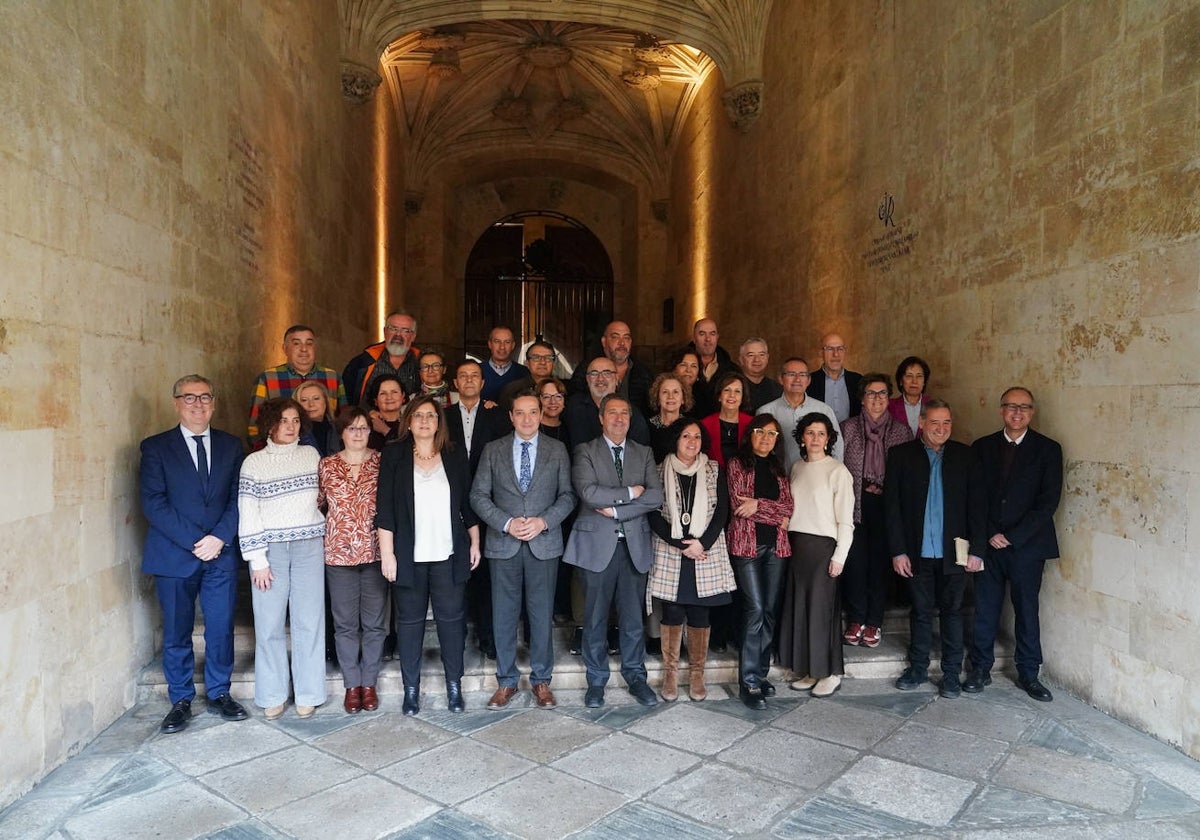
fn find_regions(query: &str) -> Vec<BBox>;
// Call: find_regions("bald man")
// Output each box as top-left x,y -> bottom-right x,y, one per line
806,332 -> 862,422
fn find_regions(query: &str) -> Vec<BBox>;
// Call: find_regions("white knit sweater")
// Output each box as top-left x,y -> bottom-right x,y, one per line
787,455 -> 855,567
238,440 -> 325,570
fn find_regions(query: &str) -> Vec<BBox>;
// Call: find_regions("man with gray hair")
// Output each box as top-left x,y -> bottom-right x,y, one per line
342,310 -> 421,404
739,337 -> 782,410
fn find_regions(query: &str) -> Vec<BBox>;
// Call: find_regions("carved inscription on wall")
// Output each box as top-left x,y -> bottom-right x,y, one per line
231,126 -> 265,277
862,192 -> 918,272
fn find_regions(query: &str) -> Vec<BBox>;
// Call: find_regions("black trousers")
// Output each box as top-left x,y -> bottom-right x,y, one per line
906,557 -> 966,676
394,560 -> 466,686
970,546 -> 1045,680
842,492 -> 891,628
580,541 -> 647,687
731,544 -> 785,687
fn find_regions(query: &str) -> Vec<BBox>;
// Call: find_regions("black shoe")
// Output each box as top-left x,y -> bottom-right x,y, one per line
160,699 -> 192,734
895,667 -> 928,691
570,627 -> 584,656
402,686 -> 420,716
446,681 -> 465,713
739,685 -> 767,710
962,670 -> 992,693
382,632 -> 397,661
606,627 -> 619,656
584,685 -> 605,708
628,680 -> 659,706
708,635 -> 727,653
645,636 -> 662,656
939,676 -> 962,699
760,679 -> 776,697
1018,676 -> 1053,702
207,693 -> 248,721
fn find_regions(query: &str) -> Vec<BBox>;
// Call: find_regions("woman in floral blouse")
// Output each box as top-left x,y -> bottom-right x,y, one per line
318,406 -> 385,714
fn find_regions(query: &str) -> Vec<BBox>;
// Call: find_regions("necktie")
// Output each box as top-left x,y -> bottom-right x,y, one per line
519,441 -> 532,493
193,435 -> 209,492
612,445 -> 624,483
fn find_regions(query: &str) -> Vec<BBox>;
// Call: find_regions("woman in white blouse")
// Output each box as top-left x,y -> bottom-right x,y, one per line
376,393 -> 481,716
779,412 -> 854,698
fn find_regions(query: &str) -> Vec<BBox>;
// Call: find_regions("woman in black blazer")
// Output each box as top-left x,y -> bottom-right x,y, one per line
377,394 -> 481,715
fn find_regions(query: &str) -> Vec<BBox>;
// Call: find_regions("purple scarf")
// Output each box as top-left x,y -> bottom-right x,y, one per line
862,412 -> 889,488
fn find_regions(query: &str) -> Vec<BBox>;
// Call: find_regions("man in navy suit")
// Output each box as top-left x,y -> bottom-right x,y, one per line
965,387 -> 1064,702
140,375 -> 248,733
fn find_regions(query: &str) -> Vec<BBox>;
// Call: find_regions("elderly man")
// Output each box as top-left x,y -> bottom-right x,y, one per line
342,310 -> 420,405
761,357 -> 843,468
806,333 -> 862,423
564,394 -> 664,708
564,356 -> 650,449
689,318 -> 742,417
965,387 -> 1063,702
247,325 -> 346,440
569,321 -> 655,414
739,337 -> 783,410
471,394 -> 577,710
480,326 -> 530,402
141,375 -> 247,733
885,399 -> 985,698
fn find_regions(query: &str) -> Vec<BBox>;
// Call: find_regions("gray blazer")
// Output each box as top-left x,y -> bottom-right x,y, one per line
562,436 -> 664,574
470,433 -> 577,560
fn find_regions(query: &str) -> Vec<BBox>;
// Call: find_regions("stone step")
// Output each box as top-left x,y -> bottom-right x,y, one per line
139,622 -> 1012,702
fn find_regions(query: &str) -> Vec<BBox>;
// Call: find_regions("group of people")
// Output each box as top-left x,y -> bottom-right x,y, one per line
139,311 -> 1063,734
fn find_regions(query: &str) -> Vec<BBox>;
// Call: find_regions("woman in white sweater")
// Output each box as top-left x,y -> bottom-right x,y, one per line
780,412 -> 854,698
239,397 -> 326,720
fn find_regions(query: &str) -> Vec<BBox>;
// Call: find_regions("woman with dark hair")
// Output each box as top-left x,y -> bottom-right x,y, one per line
537,377 -> 569,442
889,356 -> 931,438
295,380 -> 341,457
840,374 -> 912,649
366,374 -> 406,450
781,413 -> 854,698
726,414 -> 794,709
647,372 -> 694,463
417,350 -> 452,407
646,419 -> 734,702
376,393 -> 481,716
700,372 -> 753,468
319,406 -> 386,714
238,397 -> 326,720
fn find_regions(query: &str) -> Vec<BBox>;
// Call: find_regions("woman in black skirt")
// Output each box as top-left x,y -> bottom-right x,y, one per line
781,413 -> 854,697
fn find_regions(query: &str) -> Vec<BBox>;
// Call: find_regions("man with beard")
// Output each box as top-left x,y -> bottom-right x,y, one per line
342,311 -> 421,405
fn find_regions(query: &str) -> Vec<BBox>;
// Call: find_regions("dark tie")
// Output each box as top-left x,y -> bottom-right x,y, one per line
519,441 -> 532,493
612,445 -> 624,483
193,435 -> 209,492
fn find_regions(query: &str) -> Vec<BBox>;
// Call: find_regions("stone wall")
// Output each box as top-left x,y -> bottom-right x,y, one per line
670,0 -> 1200,755
0,0 -> 388,806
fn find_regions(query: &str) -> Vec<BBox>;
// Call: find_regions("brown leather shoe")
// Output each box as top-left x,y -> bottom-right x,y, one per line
487,686 -> 518,710
344,687 -> 363,714
361,686 -> 379,711
532,683 -> 557,709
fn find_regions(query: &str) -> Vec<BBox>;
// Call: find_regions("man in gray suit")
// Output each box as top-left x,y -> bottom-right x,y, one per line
563,394 -> 664,708
471,394 -> 578,710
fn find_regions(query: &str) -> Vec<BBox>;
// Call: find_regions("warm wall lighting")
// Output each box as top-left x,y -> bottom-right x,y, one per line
374,81 -> 390,330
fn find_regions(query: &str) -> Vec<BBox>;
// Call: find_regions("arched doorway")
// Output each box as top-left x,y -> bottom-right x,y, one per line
463,211 -> 614,371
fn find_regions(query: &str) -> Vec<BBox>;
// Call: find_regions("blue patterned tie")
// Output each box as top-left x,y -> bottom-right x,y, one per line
519,441 -> 532,493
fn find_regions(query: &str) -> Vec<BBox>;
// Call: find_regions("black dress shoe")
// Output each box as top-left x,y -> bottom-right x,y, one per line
760,679 -> 776,697
584,685 -> 605,708
606,627 -> 619,656
446,681 -> 465,713
645,636 -> 662,656
740,685 -> 767,710
894,667 -> 928,691
939,676 -> 962,699
1018,676 -> 1053,702
570,627 -> 584,656
402,686 -> 420,716
628,680 -> 659,706
207,694 -> 248,721
962,670 -> 992,693
160,699 -> 192,734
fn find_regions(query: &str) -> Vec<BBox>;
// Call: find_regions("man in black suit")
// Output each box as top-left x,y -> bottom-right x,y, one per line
445,359 -> 511,658
965,387 -> 1063,702
567,321 -> 655,415
806,332 -> 862,423
884,399 -> 986,698
563,356 -> 650,449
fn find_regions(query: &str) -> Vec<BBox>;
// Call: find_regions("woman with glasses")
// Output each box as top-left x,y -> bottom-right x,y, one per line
319,406 -> 386,714
537,377 -> 569,442
416,350 -> 452,407
376,394 -> 481,715
889,356 -> 931,438
840,374 -> 912,649
238,397 -> 326,719
366,374 -> 406,451
647,372 -> 694,463
726,414 -> 794,708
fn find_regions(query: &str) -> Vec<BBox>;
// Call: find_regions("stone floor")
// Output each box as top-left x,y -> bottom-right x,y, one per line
4,670 -> 1200,839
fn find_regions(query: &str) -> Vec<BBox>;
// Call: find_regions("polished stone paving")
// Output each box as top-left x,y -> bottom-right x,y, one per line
5,676 -> 1200,839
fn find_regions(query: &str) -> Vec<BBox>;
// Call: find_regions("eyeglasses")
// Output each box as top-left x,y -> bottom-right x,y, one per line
384,325 -> 416,335
863,389 -> 889,398
586,370 -> 616,379
410,411 -> 439,421
539,393 -> 565,402
822,345 -> 846,353
345,426 -> 371,434
780,371 -> 810,379
1001,403 -> 1034,413
752,428 -> 780,438
175,393 -> 214,405
527,353 -> 557,363
419,363 -> 445,371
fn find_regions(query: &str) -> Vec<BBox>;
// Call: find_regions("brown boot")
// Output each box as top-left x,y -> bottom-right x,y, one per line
660,624 -> 683,701
686,626 -> 710,701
